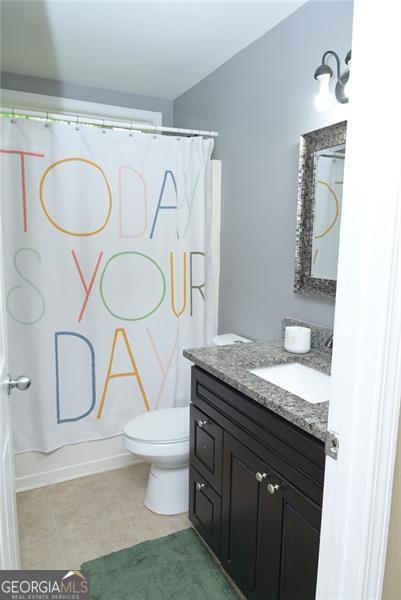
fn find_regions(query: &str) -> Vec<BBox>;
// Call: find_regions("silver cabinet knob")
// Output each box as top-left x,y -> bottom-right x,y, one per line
196,482 -> 207,491
7,374 -> 31,395
255,472 -> 267,483
197,419 -> 208,428
267,483 -> 281,495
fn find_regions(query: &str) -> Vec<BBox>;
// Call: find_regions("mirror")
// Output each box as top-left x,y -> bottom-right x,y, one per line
311,143 -> 345,280
294,121 -> 346,299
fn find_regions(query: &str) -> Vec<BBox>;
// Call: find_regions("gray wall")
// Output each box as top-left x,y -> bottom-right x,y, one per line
1,72 -> 173,126
174,1 -> 353,341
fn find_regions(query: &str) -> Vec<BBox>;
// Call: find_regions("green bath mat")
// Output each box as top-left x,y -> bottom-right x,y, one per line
81,528 -> 239,600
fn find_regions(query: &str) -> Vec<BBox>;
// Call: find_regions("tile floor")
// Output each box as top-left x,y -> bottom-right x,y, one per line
17,463 -> 191,570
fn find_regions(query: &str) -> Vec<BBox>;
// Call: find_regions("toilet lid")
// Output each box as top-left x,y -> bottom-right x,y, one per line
124,406 -> 190,443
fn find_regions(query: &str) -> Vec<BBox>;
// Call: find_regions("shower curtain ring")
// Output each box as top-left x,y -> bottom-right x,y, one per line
45,112 -> 50,127
11,108 -> 16,124
102,120 -> 106,134
75,115 -> 80,131
129,122 -> 133,137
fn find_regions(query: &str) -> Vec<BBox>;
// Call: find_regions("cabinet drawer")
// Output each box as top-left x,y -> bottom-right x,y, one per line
189,466 -> 221,558
190,404 -> 223,494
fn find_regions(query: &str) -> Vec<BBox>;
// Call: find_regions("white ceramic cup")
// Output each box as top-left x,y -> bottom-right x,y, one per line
284,326 -> 311,354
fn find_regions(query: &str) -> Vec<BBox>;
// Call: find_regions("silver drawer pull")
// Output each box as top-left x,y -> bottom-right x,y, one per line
197,419 -> 208,428
196,482 -> 207,491
255,472 -> 267,483
267,483 -> 281,495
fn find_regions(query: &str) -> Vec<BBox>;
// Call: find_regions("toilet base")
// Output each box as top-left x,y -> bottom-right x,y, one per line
144,464 -> 189,515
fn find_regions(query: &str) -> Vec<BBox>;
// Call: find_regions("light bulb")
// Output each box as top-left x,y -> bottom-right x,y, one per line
343,79 -> 350,100
344,64 -> 351,100
314,73 -> 333,111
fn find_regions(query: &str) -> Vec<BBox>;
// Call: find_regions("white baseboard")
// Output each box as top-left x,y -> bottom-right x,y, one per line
16,451 -> 140,492
15,436 -> 142,492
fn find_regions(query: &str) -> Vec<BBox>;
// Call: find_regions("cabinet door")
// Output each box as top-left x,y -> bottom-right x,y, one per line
189,466 -> 222,558
221,433 -> 271,600
259,469 -> 321,600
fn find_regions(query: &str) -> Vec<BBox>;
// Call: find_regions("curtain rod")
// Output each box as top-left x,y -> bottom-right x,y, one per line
0,106 -> 218,138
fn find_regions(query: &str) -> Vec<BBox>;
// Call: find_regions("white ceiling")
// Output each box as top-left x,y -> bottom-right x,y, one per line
1,1 -> 306,100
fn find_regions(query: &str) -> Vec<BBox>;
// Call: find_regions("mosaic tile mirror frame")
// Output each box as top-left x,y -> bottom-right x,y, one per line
294,120 -> 347,299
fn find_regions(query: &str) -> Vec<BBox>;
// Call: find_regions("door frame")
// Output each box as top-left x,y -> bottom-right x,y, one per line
316,0 -> 401,598
0,160 -> 20,569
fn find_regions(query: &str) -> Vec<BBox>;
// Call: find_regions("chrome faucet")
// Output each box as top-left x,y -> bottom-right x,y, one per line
325,334 -> 334,349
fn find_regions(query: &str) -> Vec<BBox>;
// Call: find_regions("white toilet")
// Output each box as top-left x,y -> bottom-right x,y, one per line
123,333 -> 251,515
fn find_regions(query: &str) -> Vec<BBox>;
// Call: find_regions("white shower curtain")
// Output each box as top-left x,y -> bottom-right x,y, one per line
0,118 -> 218,452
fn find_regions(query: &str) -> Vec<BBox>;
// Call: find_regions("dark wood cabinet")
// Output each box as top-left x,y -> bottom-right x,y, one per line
189,366 -> 325,600
221,433 -> 271,599
260,465 -> 321,600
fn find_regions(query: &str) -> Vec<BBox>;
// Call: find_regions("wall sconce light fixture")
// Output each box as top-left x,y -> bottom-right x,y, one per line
314,50 -> 351,111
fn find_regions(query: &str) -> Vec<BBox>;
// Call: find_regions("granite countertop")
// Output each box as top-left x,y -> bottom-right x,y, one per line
183,341 -> 331,442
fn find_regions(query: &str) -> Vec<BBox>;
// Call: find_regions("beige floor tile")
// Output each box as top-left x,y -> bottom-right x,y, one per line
168,513 -> 192,531
105,464 -> 150,517
63,538 -> 112,570
47,472 -> 109,497
103,463 -> 149,489
113,487 -> 148,517
17,486 -> 49,508
61,515 -> 138,569
17,465 -> 191,570
20,539 -> 66,570
129,507 -> 191,543
18,497 -> 57,547
50,481 -> 123,528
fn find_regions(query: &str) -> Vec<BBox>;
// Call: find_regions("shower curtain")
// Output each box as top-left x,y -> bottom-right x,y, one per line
0,118 -> 218,453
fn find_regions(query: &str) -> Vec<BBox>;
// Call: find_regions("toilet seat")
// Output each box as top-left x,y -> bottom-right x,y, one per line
123,437 -> 189,459
124,406 -> 189,445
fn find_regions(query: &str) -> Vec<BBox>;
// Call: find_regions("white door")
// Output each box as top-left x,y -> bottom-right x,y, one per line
0,204 -> 30,569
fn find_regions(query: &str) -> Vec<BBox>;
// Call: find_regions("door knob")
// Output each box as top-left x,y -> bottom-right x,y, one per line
196,482 -> 207,491
197,419 -> 208,428
255,472 -> 267,482
267,483 -> 281,495
7,375 -> 31,395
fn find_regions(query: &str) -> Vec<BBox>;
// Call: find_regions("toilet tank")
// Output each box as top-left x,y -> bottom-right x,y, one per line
212,333 -> 252,346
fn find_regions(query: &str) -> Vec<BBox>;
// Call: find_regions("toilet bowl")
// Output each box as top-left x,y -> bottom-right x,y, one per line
123,406 -> 190,515
123,333 -> 252,515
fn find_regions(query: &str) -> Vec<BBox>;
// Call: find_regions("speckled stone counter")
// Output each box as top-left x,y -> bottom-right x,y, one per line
183,341 -> 331,442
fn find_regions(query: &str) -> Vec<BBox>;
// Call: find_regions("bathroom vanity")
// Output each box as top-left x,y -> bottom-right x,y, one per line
184,339 -> 330,600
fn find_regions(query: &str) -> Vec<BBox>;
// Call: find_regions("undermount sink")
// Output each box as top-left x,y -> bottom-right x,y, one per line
249,362 -> 330,404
